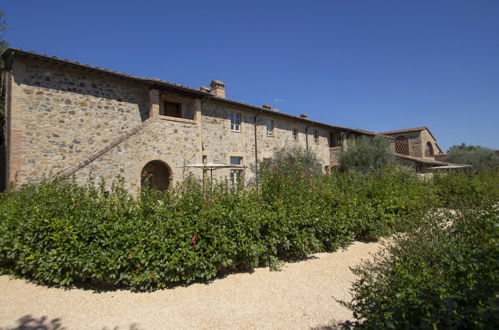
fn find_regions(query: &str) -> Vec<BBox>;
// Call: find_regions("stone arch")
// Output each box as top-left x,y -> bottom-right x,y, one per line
425,142 -> 434,157
140,159 -> 172,191
395,136 -> 409,155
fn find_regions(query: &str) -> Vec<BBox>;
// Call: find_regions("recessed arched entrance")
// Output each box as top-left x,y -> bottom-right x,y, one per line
140,160 -> 172,191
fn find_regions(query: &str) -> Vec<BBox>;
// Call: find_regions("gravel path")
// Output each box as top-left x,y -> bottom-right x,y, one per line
0,241 -> 381,330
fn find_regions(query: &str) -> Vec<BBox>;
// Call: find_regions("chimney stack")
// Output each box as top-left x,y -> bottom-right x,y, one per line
299,114 -> 308,119
210,80 -> 225,98
262,104 -> 271,110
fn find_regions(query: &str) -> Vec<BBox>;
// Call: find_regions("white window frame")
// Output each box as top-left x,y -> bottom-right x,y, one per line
230,169 -> 243,185
230,112 -> 241,132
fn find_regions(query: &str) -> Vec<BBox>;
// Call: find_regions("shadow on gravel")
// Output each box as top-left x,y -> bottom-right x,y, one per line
0,315 -> 64,330
1,315 -> 142,330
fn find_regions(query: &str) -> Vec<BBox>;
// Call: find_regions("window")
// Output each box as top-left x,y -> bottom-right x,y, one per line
230,156 -> 242,166
395,136 -> 409,155
230,156 -> 243,185
230,113 -> 241,131
314,130 -> 319,144
425,142 -> 434,157
161,101 -> 182,118
293,128 -> 298,141
265,119 -> 274,136
202,155 -> 207,164
329,132 -> 337,147
230,169 -> 243,185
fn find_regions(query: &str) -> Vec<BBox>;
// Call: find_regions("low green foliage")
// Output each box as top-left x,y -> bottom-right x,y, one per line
344,169 -> 499,329
0,164 -> 431,291
339,136 -> 394,173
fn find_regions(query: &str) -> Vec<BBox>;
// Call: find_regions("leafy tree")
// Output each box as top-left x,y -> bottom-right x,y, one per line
444,143 -> 498,169
0,10 -> 8,119
339,135 -> 394,172
259,145 -> 322,178
0,10 -> 8,69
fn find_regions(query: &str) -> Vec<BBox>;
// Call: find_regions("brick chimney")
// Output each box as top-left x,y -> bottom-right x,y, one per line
210,80 -> 225,98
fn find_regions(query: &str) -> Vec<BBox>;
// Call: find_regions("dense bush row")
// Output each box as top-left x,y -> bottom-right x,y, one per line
345,169 -> 499,329
0,166 -> 430,291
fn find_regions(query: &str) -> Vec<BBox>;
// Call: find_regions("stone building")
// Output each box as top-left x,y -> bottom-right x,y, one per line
1,49 -> 381,193
379,127 -> 447,171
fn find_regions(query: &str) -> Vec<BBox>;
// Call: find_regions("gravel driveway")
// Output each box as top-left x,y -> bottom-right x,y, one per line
0,241 -> 381,330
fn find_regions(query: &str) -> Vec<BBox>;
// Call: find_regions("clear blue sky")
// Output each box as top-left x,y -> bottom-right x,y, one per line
2,1 -> 498,150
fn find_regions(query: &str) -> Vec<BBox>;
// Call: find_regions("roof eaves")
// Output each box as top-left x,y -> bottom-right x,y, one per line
4,48 -> 211,97
5,48 -> 379,136
208,96 -> 378,135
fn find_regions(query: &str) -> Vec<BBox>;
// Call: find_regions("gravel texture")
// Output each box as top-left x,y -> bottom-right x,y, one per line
0,241 -> 381,330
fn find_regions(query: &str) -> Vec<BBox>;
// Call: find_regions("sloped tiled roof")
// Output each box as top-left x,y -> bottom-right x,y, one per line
2,48 -> 380,137
379,126 -> 438,144
395,153 -> 447,166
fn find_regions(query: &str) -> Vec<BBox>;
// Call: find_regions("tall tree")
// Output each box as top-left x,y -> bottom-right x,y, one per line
444,143 -> 498,169
0,10 -> 8,69
339,135 -> 394,173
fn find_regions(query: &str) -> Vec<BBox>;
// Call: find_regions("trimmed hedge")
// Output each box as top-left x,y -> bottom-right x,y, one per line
0,168 -> 431,291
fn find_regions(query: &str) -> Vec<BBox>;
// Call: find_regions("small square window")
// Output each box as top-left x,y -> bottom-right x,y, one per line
293,128 -> 298,141
230,156 -> 242,166
265,119 -> 274,136
162,101 -> 182,118
314,130 -> 319,144
230,113 -> 241,131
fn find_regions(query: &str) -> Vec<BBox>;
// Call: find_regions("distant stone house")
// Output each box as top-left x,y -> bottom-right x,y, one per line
1,48 -> 384,193
379,127 -> 447,172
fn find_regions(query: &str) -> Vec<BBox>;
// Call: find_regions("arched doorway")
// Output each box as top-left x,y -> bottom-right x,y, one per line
425,142 -> 434,157
141,160 -> 171,191
395,136 -> 409,155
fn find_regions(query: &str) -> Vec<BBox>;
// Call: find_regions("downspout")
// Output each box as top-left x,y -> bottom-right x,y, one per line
2,51 -> 14,190
254,110 -> 262,190
305,125 -> 313,151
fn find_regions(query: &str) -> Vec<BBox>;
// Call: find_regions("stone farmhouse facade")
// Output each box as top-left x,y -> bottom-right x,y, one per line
379,127 -> 446,171
1,48 -> 391,193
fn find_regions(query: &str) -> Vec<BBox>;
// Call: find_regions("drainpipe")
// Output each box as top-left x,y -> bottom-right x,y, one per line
305,125 -> 313,151
254,111 -> 262,190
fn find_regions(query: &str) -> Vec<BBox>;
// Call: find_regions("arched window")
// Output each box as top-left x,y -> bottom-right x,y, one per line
141,160 -> 172,191
425,142 -> 434,157
395,136 -> 409,155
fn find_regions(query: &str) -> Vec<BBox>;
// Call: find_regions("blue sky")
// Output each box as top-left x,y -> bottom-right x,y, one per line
2,0 -> 498,150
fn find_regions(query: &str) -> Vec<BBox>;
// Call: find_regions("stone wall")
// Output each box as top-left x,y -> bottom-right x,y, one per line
6,55 -> 354,192
200,100 -> 331,182
75,117 -> 202,193
420,129 -> 439,158
384,131 -> 422,158
8,57 -> 149,185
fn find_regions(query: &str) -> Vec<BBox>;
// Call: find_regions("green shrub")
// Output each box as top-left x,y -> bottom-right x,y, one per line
344,170 -> 499,329
0,161 -> 433,291
432,168 -> 499,209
